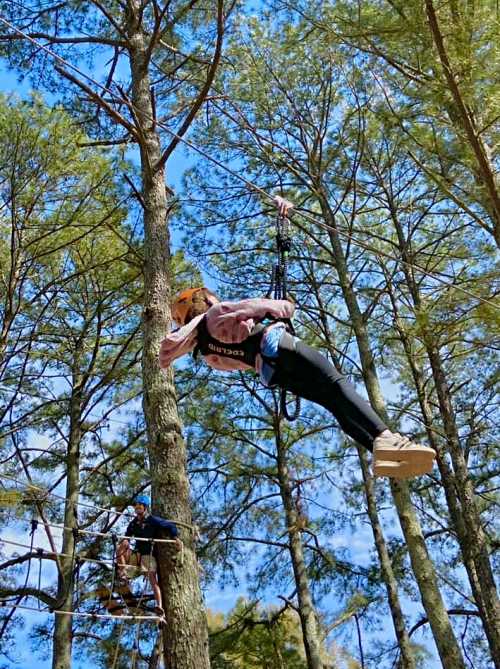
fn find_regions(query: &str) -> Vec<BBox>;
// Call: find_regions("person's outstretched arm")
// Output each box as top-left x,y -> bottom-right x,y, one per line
150,515 -> 183,551
210,297 -> 295,325
159,314 -> 204,369
150,515 -> 179,538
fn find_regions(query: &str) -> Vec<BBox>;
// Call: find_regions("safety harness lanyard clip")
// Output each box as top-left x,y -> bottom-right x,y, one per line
271,197 -> 300,421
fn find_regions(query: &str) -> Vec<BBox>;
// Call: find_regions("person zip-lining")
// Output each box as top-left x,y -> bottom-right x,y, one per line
159,287 -> 436,479
116,495 -> 182,617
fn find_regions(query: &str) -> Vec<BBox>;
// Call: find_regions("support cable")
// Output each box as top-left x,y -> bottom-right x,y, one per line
0,536 -> 174,567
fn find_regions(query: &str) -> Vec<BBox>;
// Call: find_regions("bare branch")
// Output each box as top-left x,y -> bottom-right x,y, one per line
0,586 -> 57,609
54,65 -> 138,139
0,32 -> 125,47
156,0 -> 225,169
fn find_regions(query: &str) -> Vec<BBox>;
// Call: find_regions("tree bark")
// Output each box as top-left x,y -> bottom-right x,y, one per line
52,363 -> 81,669
385,201 -> 500,666
127,3 -> 210,667
275,417 -> 325,669
386,281 -> 484,596
424,342 -> 500,665
316,187 -> 466,669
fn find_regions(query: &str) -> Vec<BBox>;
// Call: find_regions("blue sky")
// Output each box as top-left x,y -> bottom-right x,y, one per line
0,53 -> 457,669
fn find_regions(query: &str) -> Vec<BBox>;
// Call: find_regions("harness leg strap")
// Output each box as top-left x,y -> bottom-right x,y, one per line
278,331 -> 297,352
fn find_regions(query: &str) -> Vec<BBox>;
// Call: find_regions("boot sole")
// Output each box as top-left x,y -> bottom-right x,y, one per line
374,445 -> 435,465
374,460 -> 434,479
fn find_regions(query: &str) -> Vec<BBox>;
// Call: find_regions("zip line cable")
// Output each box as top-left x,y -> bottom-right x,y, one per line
0,535 -> 120,567
0,535 -> 175,568
0,470 -> 133,517
0,15 -> 497,312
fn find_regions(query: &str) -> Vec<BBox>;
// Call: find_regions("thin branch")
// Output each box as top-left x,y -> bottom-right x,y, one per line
409,609 -> 481,637
0,32 -> 125,47
54,65 -> 138,139
156,0 -> 225,169
0,586 -> 57,609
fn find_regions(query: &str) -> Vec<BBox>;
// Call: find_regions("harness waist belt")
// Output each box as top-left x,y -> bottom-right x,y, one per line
194,317 -> 266,367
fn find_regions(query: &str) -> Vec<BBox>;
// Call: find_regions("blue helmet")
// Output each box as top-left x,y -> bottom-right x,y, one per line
134,494 -> 150,507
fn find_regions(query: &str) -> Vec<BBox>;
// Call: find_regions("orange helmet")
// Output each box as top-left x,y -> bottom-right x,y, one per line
171,287 -> 205,325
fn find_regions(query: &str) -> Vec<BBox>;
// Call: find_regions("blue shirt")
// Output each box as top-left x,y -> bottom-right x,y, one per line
260,325 -> 286,386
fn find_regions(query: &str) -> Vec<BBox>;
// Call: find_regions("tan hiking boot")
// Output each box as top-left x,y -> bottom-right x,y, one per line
373,432 -> 435,466
373,459 -> 434,479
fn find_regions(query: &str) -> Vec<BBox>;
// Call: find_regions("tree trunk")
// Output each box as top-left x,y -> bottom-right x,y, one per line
425,0 -> 500,248
357,447 -> 416,669
275,418 -> 325,669
316,188 -> 466,669
52,373 -> 81,669
127,4 -> 210,668
389,480 -> 466,669
386,204 -> 500,666
424,342 -> 500,665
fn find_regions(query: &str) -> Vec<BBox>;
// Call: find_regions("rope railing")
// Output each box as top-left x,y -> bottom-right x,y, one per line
37,520 -> 179,545
0,601 -> 162,622
0,472 -> 193,530
0,537 -> 165,625
0,535 -> 178,570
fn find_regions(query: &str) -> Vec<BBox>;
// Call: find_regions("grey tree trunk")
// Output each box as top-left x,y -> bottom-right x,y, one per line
386,207 -> 500,666
275,417 -> 325,669
316,188 -> 466,669
425,341 -> 500,664
127,4 -> 210,667
357,447 -> 416,669
52,368 -> 81,669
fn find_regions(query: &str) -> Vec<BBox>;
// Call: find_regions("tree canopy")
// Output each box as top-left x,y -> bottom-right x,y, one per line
0,2 -> 498,668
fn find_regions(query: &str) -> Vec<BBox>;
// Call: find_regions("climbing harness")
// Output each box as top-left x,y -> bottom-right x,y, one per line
268,201 -> 292,304
192,200 -> 300,421
267,200 -> 301,422
194,316 -> 267,366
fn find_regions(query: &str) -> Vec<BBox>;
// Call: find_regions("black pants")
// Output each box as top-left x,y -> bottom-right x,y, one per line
269,334 -> 388,451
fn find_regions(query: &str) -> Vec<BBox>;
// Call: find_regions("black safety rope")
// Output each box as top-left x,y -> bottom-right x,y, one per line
267,208 -> 301,421
37,548 -> 43,610
269,211 -> 291,302
21,519 -> 38,592
108,533 -> 118,605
